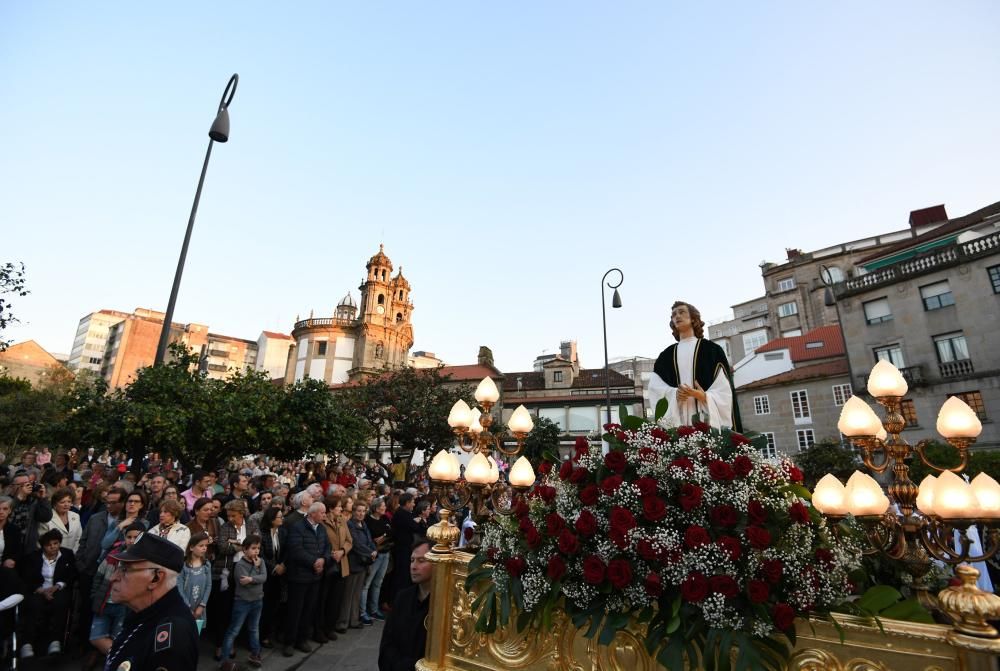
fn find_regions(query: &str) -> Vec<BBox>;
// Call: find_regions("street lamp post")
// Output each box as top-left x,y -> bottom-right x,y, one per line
154,74 -> 239,365
601,268 -> 623,426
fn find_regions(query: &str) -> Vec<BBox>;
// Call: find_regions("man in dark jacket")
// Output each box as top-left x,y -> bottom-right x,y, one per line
389,493 -> 420,595
282,501 -> 329,656
378,538 -> 432,671
8,471 -> 53,553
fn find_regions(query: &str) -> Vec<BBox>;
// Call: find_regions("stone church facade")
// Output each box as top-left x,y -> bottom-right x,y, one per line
284,245 -> 415,385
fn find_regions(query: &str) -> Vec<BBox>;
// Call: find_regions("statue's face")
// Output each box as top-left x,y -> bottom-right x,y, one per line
671,304 -> 693,332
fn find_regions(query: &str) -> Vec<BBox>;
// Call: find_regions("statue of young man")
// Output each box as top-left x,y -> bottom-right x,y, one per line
648,301 -> 743,431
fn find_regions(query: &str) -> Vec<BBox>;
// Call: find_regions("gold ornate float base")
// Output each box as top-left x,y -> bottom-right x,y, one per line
417,548 -> 1000,671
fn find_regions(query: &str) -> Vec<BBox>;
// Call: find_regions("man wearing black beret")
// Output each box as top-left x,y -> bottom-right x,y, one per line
104,532 -> 199,671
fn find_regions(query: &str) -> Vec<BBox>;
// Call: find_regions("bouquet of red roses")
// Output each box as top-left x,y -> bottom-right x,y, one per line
468,406 -> 860,671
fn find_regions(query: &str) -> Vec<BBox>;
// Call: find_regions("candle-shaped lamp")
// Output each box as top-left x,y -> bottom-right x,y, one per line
475,377 -> 500,404
936,397 -> 983,439
508,457 -> 536,488
812,474 -> 847,516
469,408 -> 483,435
844,471 -> 889,516
447,400 -> 473,429
933,471 -> 977,519
837,397 -> 883,437
970,473 -> 1000,518
915,475 -> 938,515
507,405 -> 534,434
428,450 -> 460,482
867,360 -> 909,397
466,453 -> 492,484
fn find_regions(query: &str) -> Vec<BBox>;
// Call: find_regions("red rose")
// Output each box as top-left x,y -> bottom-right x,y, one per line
815,548 -> 834,567
678,483 -> 703,512
681,572 -> 708,602
514,498 -> 530,517
645,572 -> 663,597
538,461 -> 552,476
787,465 -> 804,483
609,526 -> 629,549
709,574 -> 739,598
746,526 -> 772,550
558,460 -> 574,480
684,525 -> 711,549
574,437 -> 590,461
547,555 -> 567,581
642,496 -> 668,522
772,603 -> 796,630
651,427 -> 669,442
575,509 -> 598,537
604,450 -> 627,474
569,467 -> 590,484
609,507 -> 637,532
545,512 -> 566,537
582,556 -> 606,584
716,535 -> 741,561
670,457 -> 694,471
579,484 -> 599,505
694,421 -> 711,433
603,422 -> 620,432
505,556 -> 526,577
747,580 -> 770,604
607,559 -> 633,589
638,447 -> 655,460
518,516 -> 534,533
733,455 -> 753,477
525,526 -> 542,549
677,426 -> 697,437
762,559 -> 783,584
635,476 -> 659,497
708,460 -> 735,482
789,501 -> 810,524
747,500 -> 768,524
636,538 -> 658,562
557,529 -> 580,555
730,432 -> 750,447
487,547 -> 499,562
538,486 -> 556,503
710,504 -> 739,528
601,475 -> 624,496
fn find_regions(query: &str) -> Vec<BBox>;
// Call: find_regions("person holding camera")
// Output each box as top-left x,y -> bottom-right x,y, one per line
7,470 -> 53,552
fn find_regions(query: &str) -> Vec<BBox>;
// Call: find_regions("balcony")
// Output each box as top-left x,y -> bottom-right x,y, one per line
207,363 -> 230,373
856,364 -> 926,391
294,316 -> 357,330
208,349 -> 230,358
939,359 -> 974,378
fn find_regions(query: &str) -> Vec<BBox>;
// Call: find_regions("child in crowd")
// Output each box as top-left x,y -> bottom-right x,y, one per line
178,531 -> 213,635
88,522 -> 146,656
220,535 -> 267,669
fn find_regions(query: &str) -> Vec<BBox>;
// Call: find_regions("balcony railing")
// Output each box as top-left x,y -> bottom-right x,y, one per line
856,364 -> 926,391
939,359 -> 974,378
294,316 -> 357,330
206,363 -> 230,373
208,349 -> 229,358
834,229 -> 1000,298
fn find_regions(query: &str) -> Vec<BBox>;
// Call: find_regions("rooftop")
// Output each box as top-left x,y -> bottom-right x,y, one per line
755,325 -> 845,363
738,359 -> 850,390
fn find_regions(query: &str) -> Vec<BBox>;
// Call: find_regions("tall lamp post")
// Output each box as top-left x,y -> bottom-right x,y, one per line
601,268 -> 623,425
154,73 -> 239,365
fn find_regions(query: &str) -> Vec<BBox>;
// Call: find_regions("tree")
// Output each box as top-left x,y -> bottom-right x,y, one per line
517,415 -> 562,463
0,262 -> 29,351
0,375 -> 65,456
279,378 -> 370,460
793,439 -> 860,490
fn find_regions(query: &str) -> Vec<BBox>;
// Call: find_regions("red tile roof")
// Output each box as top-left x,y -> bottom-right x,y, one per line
503,392 -> 643,405
501,368 -> 635,392
909,205 -> 948,229
738,359 -> 850,390
755,325 -> 844,363
859,200 -> 1000,264
437,364 -> 502,381
261,330 -> 293,340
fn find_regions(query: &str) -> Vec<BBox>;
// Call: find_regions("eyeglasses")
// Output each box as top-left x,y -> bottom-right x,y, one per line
113,564 -> 160,577
126,499 -> 142,505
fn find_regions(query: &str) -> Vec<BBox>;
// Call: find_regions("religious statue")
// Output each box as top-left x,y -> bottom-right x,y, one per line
648,301 -> 743,431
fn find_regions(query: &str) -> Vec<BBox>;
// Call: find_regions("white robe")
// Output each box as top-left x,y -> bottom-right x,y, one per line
648,337 -> 735,429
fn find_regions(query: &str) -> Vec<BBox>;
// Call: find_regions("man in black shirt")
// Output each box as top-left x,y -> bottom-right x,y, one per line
378,538 -> 432,671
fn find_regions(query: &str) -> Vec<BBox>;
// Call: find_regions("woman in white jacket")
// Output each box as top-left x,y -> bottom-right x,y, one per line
147,499 -> 192,550
38,487 -> 81,552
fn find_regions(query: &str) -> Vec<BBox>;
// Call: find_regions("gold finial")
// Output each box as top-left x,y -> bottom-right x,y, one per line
427,508 -> 460,553
937,564 -> 1000,637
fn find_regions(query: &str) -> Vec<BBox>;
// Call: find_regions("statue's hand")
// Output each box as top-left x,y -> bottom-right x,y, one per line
692,381 -> 707,403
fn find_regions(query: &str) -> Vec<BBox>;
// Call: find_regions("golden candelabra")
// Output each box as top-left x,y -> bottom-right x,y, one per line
425,377 -> 536,551
812,361 -> 1000,631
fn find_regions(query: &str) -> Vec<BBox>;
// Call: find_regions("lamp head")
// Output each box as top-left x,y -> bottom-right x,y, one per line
209,107 -> 230,143
611,289 -> 622,309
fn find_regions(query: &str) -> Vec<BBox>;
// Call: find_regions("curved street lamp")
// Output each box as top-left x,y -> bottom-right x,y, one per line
601,268 -> 623,426
154,74 -> 239,365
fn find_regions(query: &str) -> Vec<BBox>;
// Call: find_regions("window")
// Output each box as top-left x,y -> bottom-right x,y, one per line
989,265 -> 1000,293
791,390 -> 811,420
377,294 -> 385,305
796,429 -> 816,451
949,391 -> 987,420
761,433 -> 777,459
833,384 -> 852,406
777,277 -> 796,292
316,341 -> 327,356
782,329 -> 802,337
805,341 -> 824,349
874,344 -> 905,369
553,371 -> 563,382
920,281 -> 955,310
778,301 -> 798,317
933,332 -> 970,363
823,267 -> 844,283
900,399 -> 919,427
754,395 -> 770,415
743,330 -> 768,353
863,298 -> 893,325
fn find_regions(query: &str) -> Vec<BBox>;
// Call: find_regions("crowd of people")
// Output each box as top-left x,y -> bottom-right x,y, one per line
0,447 -> 443,670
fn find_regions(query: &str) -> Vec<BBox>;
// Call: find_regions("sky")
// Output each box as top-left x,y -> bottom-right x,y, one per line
3,2 -> 999,373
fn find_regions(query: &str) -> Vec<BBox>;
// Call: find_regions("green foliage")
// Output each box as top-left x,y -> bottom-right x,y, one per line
0,261 -> 29,351
833,584 -> 934,627
519,415 -> 561,463
793,439 -> 860,490
0,375 -> 63,454
907,441 -> 1000,485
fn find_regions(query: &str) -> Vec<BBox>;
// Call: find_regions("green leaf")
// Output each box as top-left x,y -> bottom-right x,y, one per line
499,586 -> 511,626
584,612 -> 604,639
780,482 -> 813,500
468,551 -> 488,572
881,598 -> 935,623
485,593 -> 498,634
464,567 -> 493,592
470,585 -> 494,614
510,577 -> 525,611
666,614 -> 680,635
655,397 -> 669,421
856,585 -> 903,614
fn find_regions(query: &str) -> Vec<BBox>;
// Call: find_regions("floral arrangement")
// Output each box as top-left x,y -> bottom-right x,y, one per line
467,406 -> 862,671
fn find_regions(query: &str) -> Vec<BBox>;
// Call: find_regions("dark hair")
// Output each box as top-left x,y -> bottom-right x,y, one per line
124,489 -> 148,514
228,473 -> 244,488
242,534 -> 262,549
192,497 -> 213,514
669,301 -> 705,340
50,486 -> 74,507
411,536 -> 432,553
124,521 -> 146,535
39,528 -> 63,546
192,469 -> 208,483
261,506 -> 283,531
185,531 -> 210,561
399,493 -> 415,507
414,500 -> 430,516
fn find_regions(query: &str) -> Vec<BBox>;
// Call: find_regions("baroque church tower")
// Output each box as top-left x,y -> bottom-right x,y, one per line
285,245 -> 414,385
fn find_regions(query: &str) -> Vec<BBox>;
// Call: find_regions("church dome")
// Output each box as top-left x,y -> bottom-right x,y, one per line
337,292 -> 357,308
391,266 -> 411,290
366,244 -> 393,272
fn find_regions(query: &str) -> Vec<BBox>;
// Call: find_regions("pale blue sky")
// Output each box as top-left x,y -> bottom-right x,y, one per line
3,2 -> 999,372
